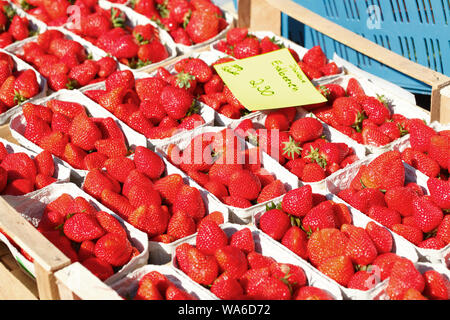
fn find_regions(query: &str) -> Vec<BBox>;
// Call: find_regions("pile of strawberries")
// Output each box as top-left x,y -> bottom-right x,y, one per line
35,192 -> 140,281
234,112 -> 359,183
21,99 -> 131,170
82,146 -> 226,243
400,120 -> 449,179
175,222 -> 336,300
0,2 -> 35,48
337,151 -> 449,250
259,185 -> 397,291
309,78 -> 412,147
16,29 -> 119,91
216,28 -> 340,80
0,51 -> 40,113
132,270 -> 196,300
380,258 -> 449,300
66,5 -> 170,69
84,69 -> 206,140
158,55 -> 257,121
12,0 -> 72,26
166,128 -> 288,208
0,143 -> 58,195
130,0 -> 228,46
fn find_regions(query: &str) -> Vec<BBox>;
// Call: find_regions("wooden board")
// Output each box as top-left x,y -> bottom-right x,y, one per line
0,243 -> 38,300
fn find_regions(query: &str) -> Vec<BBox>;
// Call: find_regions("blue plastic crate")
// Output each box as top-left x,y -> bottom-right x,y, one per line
281,0 -> 450,95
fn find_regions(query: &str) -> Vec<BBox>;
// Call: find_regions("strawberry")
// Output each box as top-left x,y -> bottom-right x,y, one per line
215,245 -> 248,279
436,215 -> 450,244
281,226 -> 308,260
3,178 -> 34,195
98,87 -> 126,114
318,255 -> 354,287
165,284 -> 196,300
418,237 -> 446,250
307,228 -> 348,267
176,243 -> 219,285
409,119 -> 436,153
386,258 -> 425,300
332,97 -> 364,128
423,270 -> 450,300
153,173 -> 184,205
365,221 -> 393,254
259,208 -> 291,241
41,230 -> 78,263
94,138 -> 128,158
223,195 -> 252,208
122,169 -> 154,198
294,286 -> 334,300
300,163 -> 326,182
427,177 -> 450,210
160,85 -> 193,120
384,186 -> 418,217
302,46 -> 327,70
63,143 -> 87,169
233,36 -> 261,59
128,205 -> 170,237
38,131 -> 69,158
83,168 -> 121,200
1,152 -> 37,184
412,196 -> 443,233
210,274 -> 244,300
289,117 -> 323,143
367,206 -> 401,229
227,169 -> 261,201
428,134 -> 449,169
68,112 -> 102,151
361,126 -> 391,146
14,69 -> 40,101
68,60 -> 99,87
246,275 -> 291,300
256,180 -> 286,204
103,157 -> 136,184
167,211 -> 196,241
100,189 -> 135,221
392,224 -> 423,245
183,58 -> 213,83
360,151 -> 404,191
229,227 -> 255,254
302,201 -> 338,233
83,152 -> 108,171
409,149 -> 441,178
0,75 -> 16,107
195,220 -> 227,255
185,10 -> 219,44
226,28 -> 248,45
63,212 -> 105,242
35,174 -> 56,189
341,224 -> 378,266
94,232 -> 132,267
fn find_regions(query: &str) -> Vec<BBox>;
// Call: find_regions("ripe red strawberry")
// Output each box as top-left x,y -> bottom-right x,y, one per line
153,173 -> 184,206
409,119 -> 436,153
128,204 -> 170,237
367,206 -> 401,229
14,69 -> 40,101
318,255 -> 354,287
160,86 -> 193,120
386,258 -> 425,300
68,60 -> 99,87
360,151 -> 404,191
100,189 -> 135,221
427,178 -> 450,210
1,152 -> 37,184
95,211 -> 127,239
227,169 -> 261,201
210,274 -> 244,300
409,149 -> 441,178
232,36 -> 261,59
294,286 -> 334,300
83,152 -> 108,171
428,134 -> 449,169
195,220 -> 227,255
412,196 -> 443,233
302,201 -> 338,233
361,126 -> 391,146
41,230 -> 78,263
391,224 -> 423,246
423,270 -> 450,300
185,10 -> 219,44
94,232 -> 132,267
281,185 -> 313,218
63,212 -> 105,242
307,228 -> 348,267
281,226 -> 308,260
68,112 -> 102,151
38,131 -> 69,158
365,221 -> 393,254
226,28 -> 248,45
103,157 -> 136,184
171,184 -> 205,221
341,224 -> 378,266
384,186 -> 418,217
94,138 -> 128,158
289,117 -> 323,143
302,46 -> 327,70
63,143 -> 88,169
229,227 -> 255,254
332,97 -> 364,128
246,274 -> 291,300
436,215 -> 450,244
256,180 -> 286,204
418,237 -> 446,250
166,211 -> 196,241
83,168 -> 121,200
301,162 -> 326,182
215,245 -> 248,279
0,75 -> 16,107
176,243 -> 219,285
98,87 -> 126,114
259,208 -> 291,241
3,178 -> 34,195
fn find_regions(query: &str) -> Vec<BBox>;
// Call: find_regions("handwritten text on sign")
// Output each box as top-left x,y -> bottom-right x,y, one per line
214,48 -> 327,111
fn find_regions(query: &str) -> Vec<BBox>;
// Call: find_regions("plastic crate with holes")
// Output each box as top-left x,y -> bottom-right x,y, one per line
275,0 -> 450,95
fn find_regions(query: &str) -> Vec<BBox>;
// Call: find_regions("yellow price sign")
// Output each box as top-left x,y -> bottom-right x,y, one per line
214,48 -> 327,111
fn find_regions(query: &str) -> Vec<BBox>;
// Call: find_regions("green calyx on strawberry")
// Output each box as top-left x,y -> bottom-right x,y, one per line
128,58 -> 152,69
110,8 -> 125,28
3,4 -> 16,21
13,90 -> 27,104
134,33 -> 149,45
351,111 -> 367,133
281,136 -> 302,161
175,72 -> 196,89
182,11 -> 192,29
16,0 -> 34,11
65,78 -> 79,90
156,2 -> 170,19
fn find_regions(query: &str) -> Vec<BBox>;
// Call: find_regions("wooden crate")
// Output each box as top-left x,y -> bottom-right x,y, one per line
237,0 -> 450,125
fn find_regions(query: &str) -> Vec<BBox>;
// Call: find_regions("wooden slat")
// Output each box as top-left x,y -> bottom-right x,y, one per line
0,124 -> 17,144
434,83 -> 450,125
238,0 -> 281,35
263,0 -> 449,87
0,261 -> 37,300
